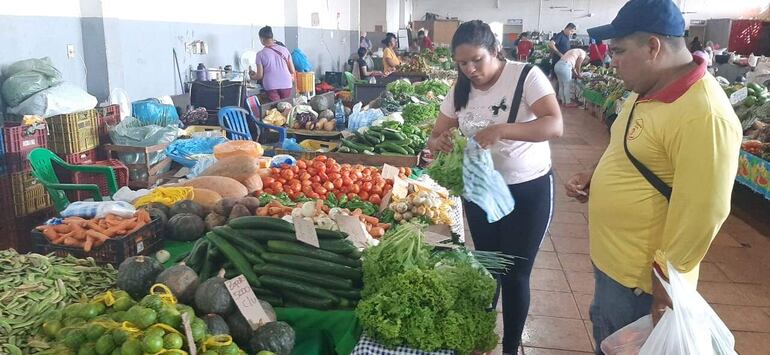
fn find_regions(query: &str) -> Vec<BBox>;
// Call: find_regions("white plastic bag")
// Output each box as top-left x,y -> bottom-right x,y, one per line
600,315 -> 653,355
108,88 -> 131,119
60,201 -> 137,219
600,261 -> 737,355
462,139 -> 515,223
7,82 -> 97,118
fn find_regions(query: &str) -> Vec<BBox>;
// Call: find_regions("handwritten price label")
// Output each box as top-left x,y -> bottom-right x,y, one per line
225,275 -> 270,330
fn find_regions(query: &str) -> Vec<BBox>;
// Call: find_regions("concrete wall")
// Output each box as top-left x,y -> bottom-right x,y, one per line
360,0 -> 387,33
411,0 -> 769,34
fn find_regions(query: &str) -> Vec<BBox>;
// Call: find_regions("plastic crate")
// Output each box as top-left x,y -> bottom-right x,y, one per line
2,123 -> 48,154
59,149 -> 97,165
47,109 -> 99,155
69,159 -> 129,201
32,218 -> 164,266
96,104 -> 121,143
5,152 -> 32,173
9,171 -> 52,217
0,175 -> 14,221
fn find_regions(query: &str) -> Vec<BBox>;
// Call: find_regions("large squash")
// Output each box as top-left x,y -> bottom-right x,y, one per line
249,321 -> 295,355
178,176 -> 248,199
191,188 -> 222,212
166,213 -> 206,241
116,256 -> 164,299
169,200 -> 206,217
194,271 -> 235,315
201,156 -> 260,182
155,263 -> 200,304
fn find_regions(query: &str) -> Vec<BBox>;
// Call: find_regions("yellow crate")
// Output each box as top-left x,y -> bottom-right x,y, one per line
10,172 -> 52,217
47,109 -> 99,155
299,139 -> 339,152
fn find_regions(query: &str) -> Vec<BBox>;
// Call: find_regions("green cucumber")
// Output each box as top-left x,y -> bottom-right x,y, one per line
281,292 -> 335,310
228,216 -> 295,232
318,239 -> 357,255
337,146 -> 352,153
341,138 -> 372,152
316,229 -> 347,240
382,128 -> 406,140
380,151 -> 408,156
237,229 -> 297,242
329,289 -> 361,300
251,287 -> 279,297
381,138 -> 412,146
258,275 -> 339,302
368,125 -> 384,132
206,233 -> 261,287
260,253 -> 362,280
253,263 -> 355,290
224,268 -> 239,279
257,294 -> 284,307
403,146 -> 415,155
347,248 -> 363,259
212,226 -> 266,255
266,240 -> 361,268
186,239 -> 209,270
379,142 -> 409,155
362,131 -> 381,145
241,249 -> 265,266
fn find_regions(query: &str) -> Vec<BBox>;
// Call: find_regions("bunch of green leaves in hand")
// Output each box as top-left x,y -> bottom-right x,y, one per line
427,129 -> 466,195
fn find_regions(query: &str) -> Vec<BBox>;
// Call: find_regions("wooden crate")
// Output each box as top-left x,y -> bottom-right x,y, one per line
274,149 -> 420,167
101,143 -> 179,189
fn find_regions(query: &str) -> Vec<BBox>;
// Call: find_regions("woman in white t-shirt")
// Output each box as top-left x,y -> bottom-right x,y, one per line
427,20 -> 563,355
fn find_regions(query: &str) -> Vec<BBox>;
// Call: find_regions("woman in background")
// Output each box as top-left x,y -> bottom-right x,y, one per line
382,33 -> 402,74
355,47 -> 383,80
588,39 -> 609,67
553,48 -> 587,108
250,26 -> 296,102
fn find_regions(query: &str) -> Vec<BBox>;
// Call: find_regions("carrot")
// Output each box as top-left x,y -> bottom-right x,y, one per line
257,207 -> 270,216
86,229 -> 110,242
62,237 -> 81,247
377,223 -> 391,230
282,206 -> 293,213
53,224 -> 73,234
83,236 -> 94,252
136,209 -> 151,223
315,200 -> 324,215
370,227 -> 385,238
42,228 -> 59,242
87,220 -> 109,234
126,221 -> 145,235
321,205 -> 330,213
50,235 -> 65,245
268,207 -> 284,215
359,214 -> 379,225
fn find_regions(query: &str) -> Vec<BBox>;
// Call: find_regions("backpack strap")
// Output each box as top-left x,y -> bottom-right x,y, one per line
507,64 -> 534,123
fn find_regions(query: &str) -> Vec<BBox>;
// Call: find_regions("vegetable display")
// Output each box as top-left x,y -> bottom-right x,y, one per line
36,210 -> 152,252
426,129 -> 467,195
262,156 -> 396,205
0,250 -> 117,354
385,185 -> 454,226
339,122 -> 427,156
385,79 -> 415,102
356,224 -> 500,353
401,102 -> 439,126
413,79 -> 450,98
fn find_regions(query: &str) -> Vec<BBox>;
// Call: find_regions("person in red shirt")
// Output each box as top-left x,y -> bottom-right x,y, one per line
516,33 -> 535,61
418,30 -> 434,51
588,38 -> 609,66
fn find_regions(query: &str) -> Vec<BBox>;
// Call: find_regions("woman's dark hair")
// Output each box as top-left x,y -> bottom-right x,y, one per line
382,33 -> 397,46
357,47 -> 368,58
259,26 -> 274,39
451,20 -> 503,112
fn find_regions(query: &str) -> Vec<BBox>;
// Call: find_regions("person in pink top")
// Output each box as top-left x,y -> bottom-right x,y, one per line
250,26 -> 296,102
554,48 -> 587,107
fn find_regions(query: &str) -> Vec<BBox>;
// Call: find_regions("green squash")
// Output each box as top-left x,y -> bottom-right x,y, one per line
194,272 -> 234,315
226,301 -> 277,347
202,314 -> 230,335
145,207 -> 168,226
143,202 -> 170,216
166,213 -> 206,241
249,321 -> 295,355
169,200 -> 206,217
116,256 -> 164,299
155,263 -> 200,304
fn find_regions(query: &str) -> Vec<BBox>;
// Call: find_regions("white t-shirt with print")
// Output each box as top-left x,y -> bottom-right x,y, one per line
439,61 -> 555,185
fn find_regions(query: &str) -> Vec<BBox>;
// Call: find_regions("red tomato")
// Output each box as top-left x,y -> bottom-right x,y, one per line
271,168 -> 281,176
341,164 -> 352,170
335,191 -> 346,199
296,160 -> 307,169
327,163 -> 341,173
315,186 -> 328,195
277,178 -> 287,185
341,185 -> 351,193
300,172 -> 311,181
308,192 -> 321,199
341,170 -> 351,178
273,186 -> 284,193
328,173 -> 341,181
272,181 -> 283,189
263,188 -> 275,195
362,175 -> 372,182
374,179 -> 386,189
318,171 -> 329,182
351,185 -> 361,193
369,194 -> 381,204
262,176 -> 275,186
342,176 -> 353,186
291,182 -> 302,192
312,161 -> 326,171
362,168 -> 372,176
314,155 -> 328,161
307,167 -> 317,176
359,191 -> 369,200
289,178 -> 301,186
311,175 -> 322,183
302,186 -> 314,195
347,192 -> 358,200
323,181 -> 335,191
301,179 -> 312,187
362,181 -> 373,192
333,178 -> 343,189
353,171 -> 363,179
281,169 -> 295,180
354,164 -> 365,171
371,185 -> 383,195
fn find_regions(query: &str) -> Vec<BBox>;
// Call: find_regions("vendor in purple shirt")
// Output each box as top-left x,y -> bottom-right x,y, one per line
249,26 -> 296,102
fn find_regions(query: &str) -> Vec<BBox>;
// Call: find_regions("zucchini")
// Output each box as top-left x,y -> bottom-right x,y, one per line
228,216 -> 295,233
258,294 -> 284,307
206,233 -> 261,287
316,229 -> 347,240
212,226 -> 266,255
241,250 -> 265,266
186,239 -> 209,270
266,240 -> 361,268
251,287 -> 280,297
224,268 -> 239,279
199,237 -> 216,279
260,253 -> 362,280
329,289 -> 361,300
238,229 -> 297,242
258,275 -> 339,302
253,263 -> 354,290
318,239 -> 357,255
281,292 -> 335,310
347,248 -> 363,259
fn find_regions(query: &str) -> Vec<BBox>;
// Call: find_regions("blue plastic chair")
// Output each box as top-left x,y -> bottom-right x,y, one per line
218,106 -> 259,141
245,95 -> 287,148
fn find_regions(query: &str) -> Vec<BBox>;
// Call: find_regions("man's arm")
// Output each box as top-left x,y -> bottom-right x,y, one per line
548,40 -> 562,57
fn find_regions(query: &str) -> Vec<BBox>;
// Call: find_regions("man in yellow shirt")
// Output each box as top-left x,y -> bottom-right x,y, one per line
564,0 -> 741,352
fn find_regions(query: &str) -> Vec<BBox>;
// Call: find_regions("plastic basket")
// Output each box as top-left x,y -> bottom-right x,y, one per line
32,218 -> 164,266
9,172 -> 52,217
4,152 -> 31,173
296,72 -> 315,93
0,175 -> 14,222
2,123 -> 48,154
47,109 -> 99,155
299,139 -> 339,152
96,105 -> 121,144
59,149 -> 97,165
68,159 -> 128,201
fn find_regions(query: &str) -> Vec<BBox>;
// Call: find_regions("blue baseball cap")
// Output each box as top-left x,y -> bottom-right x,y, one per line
588,0 -> 685,41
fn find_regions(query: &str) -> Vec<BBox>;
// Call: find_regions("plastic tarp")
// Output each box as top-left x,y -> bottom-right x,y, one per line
292,48 -> 313,72
1,57 -> 62,107
109,117 -> 181,181
165,136 -> 227,168
131,98 -> 180,127
7,82 -> 97,118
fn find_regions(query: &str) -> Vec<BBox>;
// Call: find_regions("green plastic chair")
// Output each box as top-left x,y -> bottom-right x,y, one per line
344,71 -> 367,99
28,148 -> 119,212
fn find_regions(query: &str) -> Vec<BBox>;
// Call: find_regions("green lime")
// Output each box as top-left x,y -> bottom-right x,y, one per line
77,342 -> 96,355
120,338 -> 142,355
63,303 -> 84,318
42,320 -> 63,338
134,308 -> 158,329
44,309 -> 64,321
109,311 -> 126,322
142,334 -> 164,353
191,321 -> 206,342
95,334 -> 115,355
745,96 -> 758,107
176,304 -> 195,319
79,304 -> 102,320
86,324 -> 107,341
110,349 -> 121,355
163,333 -> 183,350
144,327 -> 166,339
63,328 -> 87,349
111,328 -> 129,345
112,296 -> 135,312
139,294 -> 164,312
217,343 -> 239,355
201,351 -> 219,355
158,306 -> 182,329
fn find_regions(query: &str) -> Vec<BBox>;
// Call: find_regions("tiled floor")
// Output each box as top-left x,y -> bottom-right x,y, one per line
474,107 -> 770,355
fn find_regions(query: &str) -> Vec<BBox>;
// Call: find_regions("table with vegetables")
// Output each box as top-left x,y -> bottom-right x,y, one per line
729,82 -> 770,200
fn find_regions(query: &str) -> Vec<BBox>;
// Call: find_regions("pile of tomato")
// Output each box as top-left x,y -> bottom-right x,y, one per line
261,156 -> 412,204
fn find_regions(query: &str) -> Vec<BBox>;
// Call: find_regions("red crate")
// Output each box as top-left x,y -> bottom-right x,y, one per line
96,104 -> 121,144
2,123 -> 48,154
69,159 -> 129,201
4,152 -> 32,173
59,149 -> 97,165
0,175 -> 14,222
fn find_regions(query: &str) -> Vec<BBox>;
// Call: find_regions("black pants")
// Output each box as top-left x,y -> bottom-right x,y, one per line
464,171 -> 554,353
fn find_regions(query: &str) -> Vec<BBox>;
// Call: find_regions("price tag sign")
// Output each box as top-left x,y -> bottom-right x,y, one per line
225,275 -> 271,330
337,215 -> 369,249
294,217 -> 320,248
392,177 -> 409,198
181,312 -> 197,355
730,87 -> 748,105
380,164 -> 400,180
379,190 -> 393,212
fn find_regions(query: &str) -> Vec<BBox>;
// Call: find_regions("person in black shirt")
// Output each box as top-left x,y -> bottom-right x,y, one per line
356,47 -> 382,80
548,23 -> 577,75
